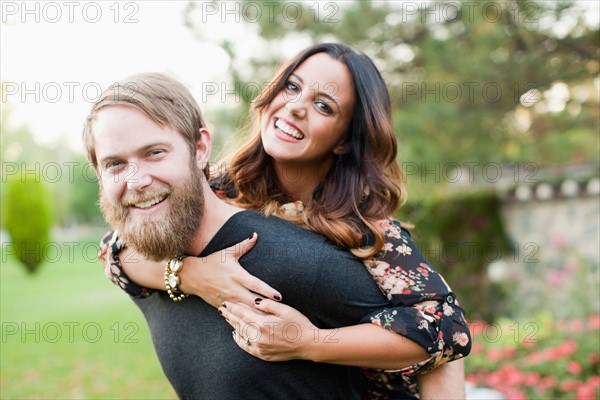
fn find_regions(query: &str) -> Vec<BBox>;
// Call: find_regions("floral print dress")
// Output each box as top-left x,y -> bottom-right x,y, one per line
359,218 -> 471,399
100,181 -> 471,399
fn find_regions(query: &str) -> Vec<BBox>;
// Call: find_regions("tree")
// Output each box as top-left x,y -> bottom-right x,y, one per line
68,156 -> 103,225
2,173 -> 54,273
185,0 -> 599,198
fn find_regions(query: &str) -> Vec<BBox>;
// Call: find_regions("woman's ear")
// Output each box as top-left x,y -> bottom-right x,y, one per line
333,141 -> 349,155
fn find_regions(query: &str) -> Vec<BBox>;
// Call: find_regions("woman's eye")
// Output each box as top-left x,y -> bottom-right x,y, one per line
316,101 -> 333,115
284,81 -> 299,92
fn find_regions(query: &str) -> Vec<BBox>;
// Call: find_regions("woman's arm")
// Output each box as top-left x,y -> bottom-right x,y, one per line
221,299 -> 429,370
418,360 -> 466,399
218,218 -> 471,375
99,231 -> 282,308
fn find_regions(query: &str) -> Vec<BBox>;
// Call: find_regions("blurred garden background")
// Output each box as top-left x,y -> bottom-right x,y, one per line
1,1 -> 599,398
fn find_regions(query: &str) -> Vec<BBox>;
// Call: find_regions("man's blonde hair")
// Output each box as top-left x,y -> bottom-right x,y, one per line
82,72 -> 208,176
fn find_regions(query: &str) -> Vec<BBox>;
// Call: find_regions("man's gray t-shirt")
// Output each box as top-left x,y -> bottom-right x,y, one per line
133,210 -> 389,399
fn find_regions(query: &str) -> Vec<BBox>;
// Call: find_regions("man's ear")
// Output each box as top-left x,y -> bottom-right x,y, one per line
195,128 -> 212,169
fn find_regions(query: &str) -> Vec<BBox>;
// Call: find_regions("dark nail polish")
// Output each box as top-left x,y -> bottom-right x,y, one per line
222,302 -> 227,308
218,309 -> 223,315
254,298 -> 263,305
274,294 -> 282,301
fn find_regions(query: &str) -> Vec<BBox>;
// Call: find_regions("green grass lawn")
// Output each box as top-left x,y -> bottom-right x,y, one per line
1,239 -> 177,399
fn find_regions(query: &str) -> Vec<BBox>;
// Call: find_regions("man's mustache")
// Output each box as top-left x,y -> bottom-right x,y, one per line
119,186 -> 172,207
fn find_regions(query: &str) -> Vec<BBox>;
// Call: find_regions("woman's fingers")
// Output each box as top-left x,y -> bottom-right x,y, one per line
222,233 -> 283,303
218,299 -> 311,362
236,270 -> 283,304
220,302 -> 266,339
232,232 -> 258,259
252,298 -> 286,316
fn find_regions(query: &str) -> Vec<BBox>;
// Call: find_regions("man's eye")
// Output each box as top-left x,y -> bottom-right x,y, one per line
106,161 -> 123,170
148,149 -> 164,157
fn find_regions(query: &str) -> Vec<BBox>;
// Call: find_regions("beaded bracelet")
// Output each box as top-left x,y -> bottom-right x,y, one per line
165,256 -> 188,302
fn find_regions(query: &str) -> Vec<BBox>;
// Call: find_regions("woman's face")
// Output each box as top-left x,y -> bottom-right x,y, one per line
260,53 -> 356,171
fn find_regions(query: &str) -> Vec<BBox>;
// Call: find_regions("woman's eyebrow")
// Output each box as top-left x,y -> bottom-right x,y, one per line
290,72 -> 340,106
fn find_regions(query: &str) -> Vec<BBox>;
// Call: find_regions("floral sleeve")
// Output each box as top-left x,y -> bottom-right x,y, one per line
360,219 -> 472,395
100,230 -> 154,298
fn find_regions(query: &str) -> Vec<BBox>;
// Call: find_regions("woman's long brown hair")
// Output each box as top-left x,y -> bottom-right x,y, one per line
226,43 -> 406,258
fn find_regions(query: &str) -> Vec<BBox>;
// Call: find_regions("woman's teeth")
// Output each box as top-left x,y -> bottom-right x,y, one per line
275,119 -> 304,140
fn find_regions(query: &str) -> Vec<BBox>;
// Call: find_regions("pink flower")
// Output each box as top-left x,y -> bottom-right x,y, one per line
453,332 -> 470,347
547,270 -> 563,286
557,319 -> 568,331
377,219 -> 393,231
500,364 -> 523,386
571,319 -> 585,332
487,348 -> 503,362
468,321 -> 487,338
588,315 -> 600,330
588,376 -> 600,387
525,350 -> 545,365
504,389 -> 527,400
395,243 -> 412,255
576,384 -> 599,400
419,300 -> 438,315
485,371 -> 503,389
568,361 -> 583,375
561,379 -> 582,392
564,257 -> 580,272
550,235 -> 567,250
539,376 -> 558,390
470,342 -> 483,355
554,340 -> 578,358
523,372 -> 540,386
502,347 -> 517,358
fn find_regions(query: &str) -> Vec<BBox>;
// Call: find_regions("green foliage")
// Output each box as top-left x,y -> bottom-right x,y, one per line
1,101 -> 102,226
501,239 -> 600,321
186,0 -> 599,200
2,173 -> 54,273
399,192 -> 513,321
68,157 -> 103,225
1,241 -> 176,398
466,313 -> 600,398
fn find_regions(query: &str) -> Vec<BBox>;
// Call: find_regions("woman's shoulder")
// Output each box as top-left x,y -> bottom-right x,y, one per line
375,217 -> 413,238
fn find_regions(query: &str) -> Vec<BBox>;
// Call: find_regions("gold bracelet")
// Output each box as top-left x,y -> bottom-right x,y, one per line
165,256 -> 188,302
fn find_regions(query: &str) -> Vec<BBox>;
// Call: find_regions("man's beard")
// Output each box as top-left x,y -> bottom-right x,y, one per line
100,162 -> 204,261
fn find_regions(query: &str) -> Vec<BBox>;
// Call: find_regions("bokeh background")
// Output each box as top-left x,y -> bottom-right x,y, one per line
1,1 -> 599,398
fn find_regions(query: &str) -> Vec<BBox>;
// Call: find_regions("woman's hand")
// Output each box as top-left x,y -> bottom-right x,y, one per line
219,299 -> 316,362
97,231 -> 282,309
219,298 -> 430,369
178,233 -> 283,309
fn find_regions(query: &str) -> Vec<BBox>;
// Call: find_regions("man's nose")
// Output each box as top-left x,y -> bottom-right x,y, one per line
125,164 -> 152,192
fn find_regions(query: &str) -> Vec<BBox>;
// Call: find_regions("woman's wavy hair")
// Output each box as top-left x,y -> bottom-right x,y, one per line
227,43 -> 406,258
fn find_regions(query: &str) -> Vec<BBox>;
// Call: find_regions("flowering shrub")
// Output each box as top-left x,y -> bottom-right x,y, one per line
465,313 -> 600,399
